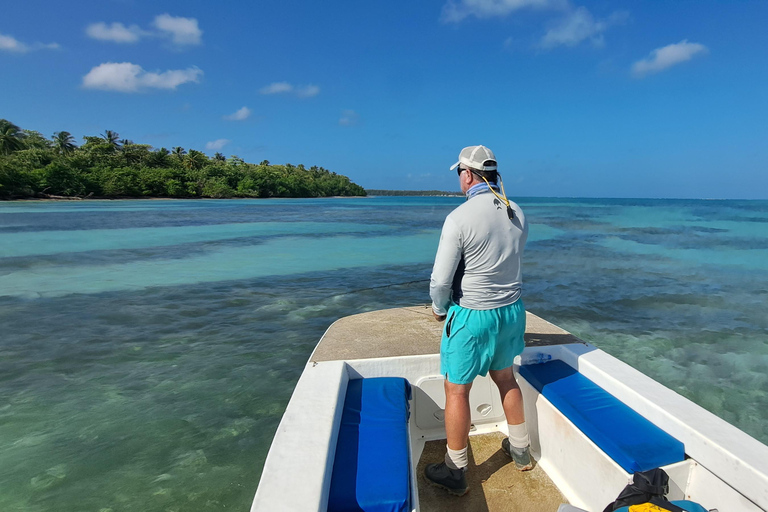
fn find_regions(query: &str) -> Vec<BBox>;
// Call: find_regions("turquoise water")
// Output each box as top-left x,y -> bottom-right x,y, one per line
1,197 -> 767,511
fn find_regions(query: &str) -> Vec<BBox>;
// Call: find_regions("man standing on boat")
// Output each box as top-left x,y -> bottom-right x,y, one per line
426,145 -> 531,496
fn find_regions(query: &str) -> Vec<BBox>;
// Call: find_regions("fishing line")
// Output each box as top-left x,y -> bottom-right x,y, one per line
332,279 -> 428,298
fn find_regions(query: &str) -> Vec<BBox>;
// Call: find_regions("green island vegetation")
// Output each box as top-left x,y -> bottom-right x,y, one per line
0,119 -> 366,200
366,189 -> 462,197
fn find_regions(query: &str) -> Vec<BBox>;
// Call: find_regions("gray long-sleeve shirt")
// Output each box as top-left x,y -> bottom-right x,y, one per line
430,189 -> 528,316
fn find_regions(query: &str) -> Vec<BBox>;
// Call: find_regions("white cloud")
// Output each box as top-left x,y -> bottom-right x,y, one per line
260,82 -> 294,94
85,15 -> 202,47
540,7 -> 627,48
0,33 -> 27,52
85,22 -> 144,43
153,14 -> 202,46
438,2 -> 627,50
296,85 -> 320,98
632,40 -> 708,78
205,139 -> 230,151
339,110 -> 360,126
0,32 -> 59,53
260,82 -> 320,98
440,0 -> 563,23
82,62 -> 203,92
223,106 -> 252,121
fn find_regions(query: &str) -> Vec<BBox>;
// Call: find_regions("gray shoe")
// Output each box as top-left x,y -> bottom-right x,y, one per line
502,438 -> 533,471
424,462 -> 468,496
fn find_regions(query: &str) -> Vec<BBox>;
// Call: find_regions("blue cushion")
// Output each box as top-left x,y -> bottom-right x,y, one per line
328,377 -> 412,512
519,360 -> 685,473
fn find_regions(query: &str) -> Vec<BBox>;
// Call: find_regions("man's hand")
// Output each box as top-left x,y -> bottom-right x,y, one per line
433,312 -> 447,322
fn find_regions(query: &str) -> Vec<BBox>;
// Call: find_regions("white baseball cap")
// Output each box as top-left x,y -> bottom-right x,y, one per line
449,145 -> 497,172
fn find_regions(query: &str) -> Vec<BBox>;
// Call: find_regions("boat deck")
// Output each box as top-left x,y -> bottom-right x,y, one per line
311,305 -> 584,362
311,306 -> 578,511
255,306 -> 768,512
418,433 -> 567,512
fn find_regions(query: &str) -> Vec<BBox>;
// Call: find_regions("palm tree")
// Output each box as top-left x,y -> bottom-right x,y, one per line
52,131 -> 77,155
186,149 -> 208,170
147,147 -> 170,167
172,146 -> 187,161
0,119 -> 26,155
101,130 -> 120,148
214,152 -> 226,162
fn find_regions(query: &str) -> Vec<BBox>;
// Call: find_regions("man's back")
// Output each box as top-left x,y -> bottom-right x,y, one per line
430,191 -> 528,312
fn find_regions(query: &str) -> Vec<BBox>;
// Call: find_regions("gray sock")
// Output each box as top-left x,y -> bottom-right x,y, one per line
445,446 -> 468,470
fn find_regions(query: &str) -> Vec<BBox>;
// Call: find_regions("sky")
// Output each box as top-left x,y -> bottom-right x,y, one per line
1,0 -> 767,198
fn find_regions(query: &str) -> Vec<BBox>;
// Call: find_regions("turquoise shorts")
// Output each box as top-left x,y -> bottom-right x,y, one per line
440,300 -> 526,385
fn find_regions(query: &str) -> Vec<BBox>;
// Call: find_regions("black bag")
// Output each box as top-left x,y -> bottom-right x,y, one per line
603,468 -> 686,512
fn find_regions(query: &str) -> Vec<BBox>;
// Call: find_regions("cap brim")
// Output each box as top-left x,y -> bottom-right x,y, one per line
449,161 -> 460,171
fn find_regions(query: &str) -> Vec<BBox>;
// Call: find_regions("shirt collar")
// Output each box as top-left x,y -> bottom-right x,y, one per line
465,181 -> 499,199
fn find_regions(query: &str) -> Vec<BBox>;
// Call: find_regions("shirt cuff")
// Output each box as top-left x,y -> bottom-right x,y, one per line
432,303 -> 448,316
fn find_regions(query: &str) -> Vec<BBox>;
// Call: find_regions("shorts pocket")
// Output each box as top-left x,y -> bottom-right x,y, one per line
445,310 -> 455,337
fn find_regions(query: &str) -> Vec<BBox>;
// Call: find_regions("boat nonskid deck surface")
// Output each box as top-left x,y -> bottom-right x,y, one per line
309,305 -> 583,364
416,433 -> 566,512
252,306 -> 768,512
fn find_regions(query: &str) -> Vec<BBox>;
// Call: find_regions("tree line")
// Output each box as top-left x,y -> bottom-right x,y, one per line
0,119 -> 366,200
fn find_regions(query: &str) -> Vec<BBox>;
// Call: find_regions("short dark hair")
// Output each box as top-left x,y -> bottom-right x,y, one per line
469,168 -> 498,183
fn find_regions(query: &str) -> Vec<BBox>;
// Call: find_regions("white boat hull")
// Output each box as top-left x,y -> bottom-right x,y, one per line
251,308 -> 768,512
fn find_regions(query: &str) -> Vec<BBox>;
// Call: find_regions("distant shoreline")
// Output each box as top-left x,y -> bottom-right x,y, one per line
364,189 -> 463,197
4,194 -> 764,203
2,195 -> 369,202
2,190 -> 465,201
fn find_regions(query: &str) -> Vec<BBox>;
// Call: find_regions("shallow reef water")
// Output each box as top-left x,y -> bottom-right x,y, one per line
0,197 -> 766,511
